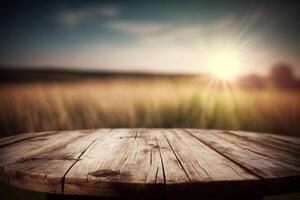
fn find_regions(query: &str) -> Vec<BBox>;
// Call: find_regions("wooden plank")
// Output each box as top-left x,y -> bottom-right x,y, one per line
117,129 -> 164,184
153,129 -> 190,185
162,129 -> 261,198
0,130 -> 91,166
185,129 -> 300,195
0,129 -> 110,194
165,129 -> 258,181
116,129 -> 165,197
64,129 -> 190,197
263,133 -> 300,147
215,131 -> 300,167
0,131 -> 58,148
64,129 -> 141,196
228,131 -> 300,155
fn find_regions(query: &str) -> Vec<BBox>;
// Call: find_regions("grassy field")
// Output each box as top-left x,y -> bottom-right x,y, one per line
0,76 -> 299,137
0,76 -> 300,200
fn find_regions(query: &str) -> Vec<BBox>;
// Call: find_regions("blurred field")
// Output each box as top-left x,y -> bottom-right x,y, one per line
1,76 -> 300,200
0,76 -> 299,137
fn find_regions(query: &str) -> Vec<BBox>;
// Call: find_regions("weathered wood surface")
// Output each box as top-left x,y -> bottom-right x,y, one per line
0,129 -> 299,198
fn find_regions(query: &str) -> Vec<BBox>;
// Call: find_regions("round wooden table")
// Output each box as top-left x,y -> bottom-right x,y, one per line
0,129 -> 299,200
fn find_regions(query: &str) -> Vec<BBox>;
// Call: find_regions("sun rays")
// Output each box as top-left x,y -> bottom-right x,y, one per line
206,48 -> 243,81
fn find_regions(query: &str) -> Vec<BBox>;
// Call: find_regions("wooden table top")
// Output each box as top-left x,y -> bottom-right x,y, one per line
0,129 -> 299,198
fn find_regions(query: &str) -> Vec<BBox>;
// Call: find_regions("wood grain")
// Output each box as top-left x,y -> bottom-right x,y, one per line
227,131 -> 300,156
0,129 -> 110,193
162,129 -> 261,198
0,131 -> 58,148
0,128 -> 300,198
185,129 -> 300,195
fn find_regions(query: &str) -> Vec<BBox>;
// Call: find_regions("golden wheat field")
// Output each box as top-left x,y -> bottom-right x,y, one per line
0,77 -> 299,137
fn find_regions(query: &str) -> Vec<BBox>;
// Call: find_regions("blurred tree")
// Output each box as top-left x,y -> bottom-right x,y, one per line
270,63 -> 296,88
237,74 -> 266,89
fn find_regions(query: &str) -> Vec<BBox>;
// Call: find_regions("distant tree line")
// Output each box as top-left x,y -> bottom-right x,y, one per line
237,63 -> 300,89
270,63 -> 299,88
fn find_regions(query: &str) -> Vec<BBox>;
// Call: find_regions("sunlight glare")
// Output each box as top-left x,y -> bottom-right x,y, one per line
207,49 -> 242,81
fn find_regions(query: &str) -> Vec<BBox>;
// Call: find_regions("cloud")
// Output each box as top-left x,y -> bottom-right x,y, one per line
20,15 -> 266,75
106,16 -> 237,38
56,5 -> 119,27
23,16 -> 242,72
106,21 -> 168,35
103,17 -> 242,60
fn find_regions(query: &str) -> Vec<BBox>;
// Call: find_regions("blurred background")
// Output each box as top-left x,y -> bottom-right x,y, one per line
0,0 -> 299,199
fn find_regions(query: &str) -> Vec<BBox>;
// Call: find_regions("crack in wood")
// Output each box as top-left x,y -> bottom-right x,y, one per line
192,160 -> 211,181
183,129 -> 265,180
163,131 -> 191,182
17,157 -> 78,163
116,129 -> 139,182
44,134 -> 89,154
154,166 -> 159,183
60,129 -> 112,194
149,149 -> 153,165
134,128 -> 139,139
0,131 -> 57,148
266,134 -> 300,147
216,132 -> 300,170
90,170 -> 120,178
155,136 -> 166,196
116,156 -> 129,182
225,131 -> 300,156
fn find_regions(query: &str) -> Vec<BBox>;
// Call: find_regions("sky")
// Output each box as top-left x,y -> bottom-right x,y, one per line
0,0 -> 299,75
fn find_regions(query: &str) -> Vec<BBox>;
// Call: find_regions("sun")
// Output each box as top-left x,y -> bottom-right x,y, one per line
207,49 -> 242,81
